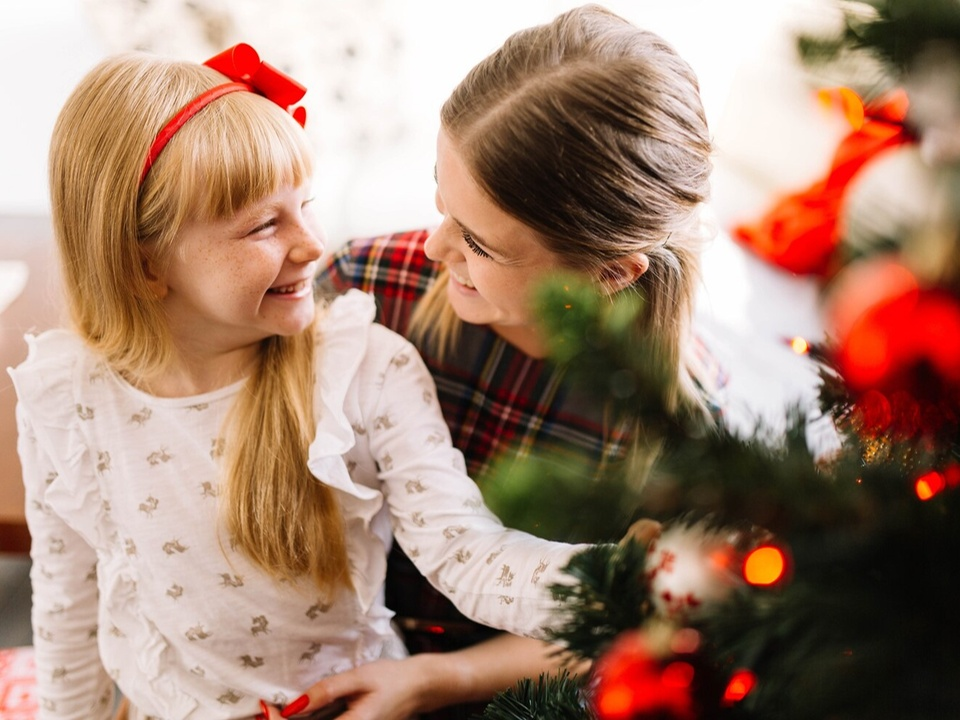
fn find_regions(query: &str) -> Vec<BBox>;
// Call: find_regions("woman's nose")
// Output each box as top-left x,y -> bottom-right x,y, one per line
423,218 -> 461,263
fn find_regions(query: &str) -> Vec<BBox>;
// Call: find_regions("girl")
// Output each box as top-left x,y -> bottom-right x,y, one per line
11,43 -> 588,720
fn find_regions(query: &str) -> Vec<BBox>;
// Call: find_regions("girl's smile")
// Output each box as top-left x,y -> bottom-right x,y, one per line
266,277 -> 314,297
152,182 -> 323,390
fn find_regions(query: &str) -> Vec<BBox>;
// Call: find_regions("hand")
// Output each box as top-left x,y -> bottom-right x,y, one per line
258,633 -> 570,719
258,696 -> 349,720
259,657 -> 431,720
620,518 -> 662,547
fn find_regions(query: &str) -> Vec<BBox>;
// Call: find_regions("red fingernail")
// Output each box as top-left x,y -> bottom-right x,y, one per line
281,694 -> 309,718
260,699 -> 270,717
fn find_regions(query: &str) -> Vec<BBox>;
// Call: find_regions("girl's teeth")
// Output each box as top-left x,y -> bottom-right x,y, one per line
270,280 -> 304,294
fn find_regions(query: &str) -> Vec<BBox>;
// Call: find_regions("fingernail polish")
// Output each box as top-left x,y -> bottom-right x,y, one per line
260,699 -> 270,718
281,694 -> 309,718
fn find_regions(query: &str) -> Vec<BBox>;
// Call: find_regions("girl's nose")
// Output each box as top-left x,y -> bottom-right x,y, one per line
290,221 -> 325,264
423,218 -> 461,263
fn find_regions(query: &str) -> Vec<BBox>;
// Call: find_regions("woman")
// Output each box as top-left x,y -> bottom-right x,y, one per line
296,5 -> 723,718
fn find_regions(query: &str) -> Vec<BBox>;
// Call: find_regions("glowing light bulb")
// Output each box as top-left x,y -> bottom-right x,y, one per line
915,470 -> 945,500
722,669 -> 757,705
743,546 -> 786,586
789,336 -> 810,354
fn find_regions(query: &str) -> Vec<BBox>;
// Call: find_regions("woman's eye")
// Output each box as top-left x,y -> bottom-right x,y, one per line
462,230 -> 491,259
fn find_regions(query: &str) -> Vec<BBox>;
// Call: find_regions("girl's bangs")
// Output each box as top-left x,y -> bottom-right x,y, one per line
173,93 -> 314,221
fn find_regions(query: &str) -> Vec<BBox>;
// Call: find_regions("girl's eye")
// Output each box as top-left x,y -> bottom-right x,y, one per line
246,218 -> 276,237
462,230 -> 491,259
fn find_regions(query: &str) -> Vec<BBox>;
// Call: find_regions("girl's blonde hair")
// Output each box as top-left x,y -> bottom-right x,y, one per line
49,52 -> 351,594
411,4 -> 715,425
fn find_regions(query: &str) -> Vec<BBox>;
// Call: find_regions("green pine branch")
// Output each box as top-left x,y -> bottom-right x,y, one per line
546,539 -> 653,663
478,671 -> 593,720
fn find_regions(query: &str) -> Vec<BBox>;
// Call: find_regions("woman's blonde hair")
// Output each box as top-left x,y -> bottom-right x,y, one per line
49,52 -> 351,594
411,4 -> 715,424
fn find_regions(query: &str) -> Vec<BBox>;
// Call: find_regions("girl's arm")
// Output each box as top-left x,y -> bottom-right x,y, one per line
363,328 -> 590,639
17,405 -> 114,719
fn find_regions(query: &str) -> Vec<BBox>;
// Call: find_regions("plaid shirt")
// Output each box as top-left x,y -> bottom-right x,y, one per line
317,230 -> 637,482
316,229 -> 720,718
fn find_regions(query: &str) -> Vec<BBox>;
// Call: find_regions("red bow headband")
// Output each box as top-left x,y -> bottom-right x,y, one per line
139,43 -> 307,185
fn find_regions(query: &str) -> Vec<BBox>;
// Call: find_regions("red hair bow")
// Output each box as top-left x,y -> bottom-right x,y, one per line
204,43 -> 307,127
140,43 -> 309,185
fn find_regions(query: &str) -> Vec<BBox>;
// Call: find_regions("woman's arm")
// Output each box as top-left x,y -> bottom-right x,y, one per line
265,634 -> 586,720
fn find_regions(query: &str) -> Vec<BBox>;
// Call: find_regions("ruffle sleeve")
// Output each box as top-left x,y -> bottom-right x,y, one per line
307,290 -> 388,611
9,330 -> 106,547
9,330 -> 116,719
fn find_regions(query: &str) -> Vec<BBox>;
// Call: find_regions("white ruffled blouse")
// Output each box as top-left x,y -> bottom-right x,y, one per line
11,290 -> 585,720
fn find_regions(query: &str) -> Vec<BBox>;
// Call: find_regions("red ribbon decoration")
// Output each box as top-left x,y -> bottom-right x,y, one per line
140,43 -> 308,185
203,43 -> 307,127
733,88 -> 913,277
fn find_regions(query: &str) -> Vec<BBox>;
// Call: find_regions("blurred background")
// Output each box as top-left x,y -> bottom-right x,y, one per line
3,0 -> 841,244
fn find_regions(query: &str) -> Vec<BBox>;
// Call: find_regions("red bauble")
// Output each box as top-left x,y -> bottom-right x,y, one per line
838,286 -> 960,394
590,630 -> 697,720
828,260 -> 960,438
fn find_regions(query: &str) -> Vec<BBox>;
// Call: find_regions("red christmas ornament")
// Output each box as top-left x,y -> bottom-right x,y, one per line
828,261 -> 960,438
590,630 -> 697,720
838,288 -> 960,392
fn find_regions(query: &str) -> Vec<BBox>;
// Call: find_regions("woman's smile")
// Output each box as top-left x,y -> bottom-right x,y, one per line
449,268 -> 476,290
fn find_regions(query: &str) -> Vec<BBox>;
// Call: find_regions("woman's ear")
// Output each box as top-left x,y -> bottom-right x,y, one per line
597,252 -> 649,295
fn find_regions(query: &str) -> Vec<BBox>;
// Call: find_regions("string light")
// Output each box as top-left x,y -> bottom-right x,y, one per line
915,470 -> 945,500
789,336 -> 810,354
722,669 -> 758,706
743,546 -> 786,586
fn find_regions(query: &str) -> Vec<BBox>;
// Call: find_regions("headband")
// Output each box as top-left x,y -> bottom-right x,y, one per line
139,43 -> 308,186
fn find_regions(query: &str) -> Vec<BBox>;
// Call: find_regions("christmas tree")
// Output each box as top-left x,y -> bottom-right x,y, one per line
481,1 -> 960,718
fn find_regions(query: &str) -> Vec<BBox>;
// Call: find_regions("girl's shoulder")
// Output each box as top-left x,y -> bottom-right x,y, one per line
8,328 -> 102,455
319,289 -> 410,362
9,328 -> 93,403
18,327 -> 86,358
314,289 -> 420,420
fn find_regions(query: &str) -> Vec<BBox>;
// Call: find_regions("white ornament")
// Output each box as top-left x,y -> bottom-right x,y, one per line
644,519 -> 745,620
